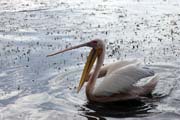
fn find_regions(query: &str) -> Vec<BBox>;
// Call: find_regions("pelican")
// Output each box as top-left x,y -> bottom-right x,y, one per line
47,39 -> 158,103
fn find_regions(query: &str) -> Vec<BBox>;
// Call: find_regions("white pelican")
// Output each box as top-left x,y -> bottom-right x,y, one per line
47,39 -> 158,103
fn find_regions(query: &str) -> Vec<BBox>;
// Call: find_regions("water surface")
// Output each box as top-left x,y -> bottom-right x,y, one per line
0,0 -> 180,119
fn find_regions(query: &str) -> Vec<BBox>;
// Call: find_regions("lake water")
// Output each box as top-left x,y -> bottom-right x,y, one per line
0,0 -> 180,119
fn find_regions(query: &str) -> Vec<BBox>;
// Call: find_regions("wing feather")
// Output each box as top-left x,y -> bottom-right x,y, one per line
93,63 -> 155,96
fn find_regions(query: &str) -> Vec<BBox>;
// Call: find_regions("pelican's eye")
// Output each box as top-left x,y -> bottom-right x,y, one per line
89,40 -> 98,48
92,41 -> 98,45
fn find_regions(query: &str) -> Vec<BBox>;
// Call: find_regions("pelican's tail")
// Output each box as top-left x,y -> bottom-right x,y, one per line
140,75 -> 159,96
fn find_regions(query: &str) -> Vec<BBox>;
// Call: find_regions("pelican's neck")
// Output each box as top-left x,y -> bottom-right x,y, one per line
86,45 -> 105,101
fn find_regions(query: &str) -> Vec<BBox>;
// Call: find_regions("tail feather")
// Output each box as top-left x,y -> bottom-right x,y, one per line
140,75 -> 159,96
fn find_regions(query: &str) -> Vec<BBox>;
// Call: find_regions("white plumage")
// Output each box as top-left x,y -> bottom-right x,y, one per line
93,60 -> 155,96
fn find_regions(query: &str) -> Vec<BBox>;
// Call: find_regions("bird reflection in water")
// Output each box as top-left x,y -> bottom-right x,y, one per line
80,99 -> 157,120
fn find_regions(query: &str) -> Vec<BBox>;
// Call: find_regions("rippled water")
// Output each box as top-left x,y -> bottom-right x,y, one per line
0,0 -> 180,120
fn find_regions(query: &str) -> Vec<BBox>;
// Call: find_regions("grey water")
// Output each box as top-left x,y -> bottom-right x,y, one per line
0,0 -> 180,120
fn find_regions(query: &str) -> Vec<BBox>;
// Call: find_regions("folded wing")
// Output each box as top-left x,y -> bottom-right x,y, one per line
93,63 -> 155,96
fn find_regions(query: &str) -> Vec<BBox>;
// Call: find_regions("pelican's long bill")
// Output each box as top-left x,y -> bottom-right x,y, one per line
47,42 -> 98,93
47,43 -> 87,57
77,48 -> 97,92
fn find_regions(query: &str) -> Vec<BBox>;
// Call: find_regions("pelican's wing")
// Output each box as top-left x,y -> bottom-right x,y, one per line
87,60 -> 138,81
93,63 -> 155,96
97,59 -> 138,78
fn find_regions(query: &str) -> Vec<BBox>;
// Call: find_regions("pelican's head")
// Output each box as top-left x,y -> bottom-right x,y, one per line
86,39 -> 105,50
47,39 -> 104,93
